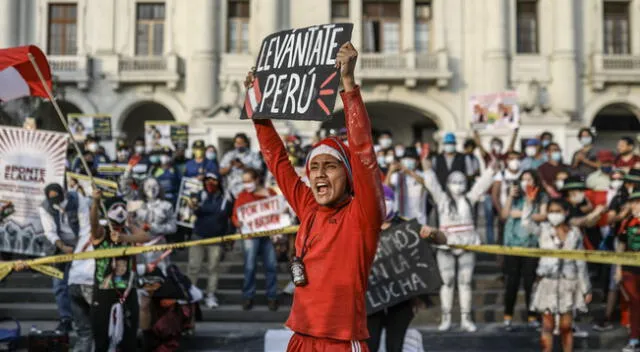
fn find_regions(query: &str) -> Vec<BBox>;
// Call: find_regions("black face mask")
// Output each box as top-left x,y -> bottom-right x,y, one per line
44,184 -> 65,206
49,194 -> 64,205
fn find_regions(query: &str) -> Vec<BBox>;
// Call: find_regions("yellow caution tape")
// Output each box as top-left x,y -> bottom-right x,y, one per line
30,264 -> 64,280
451,244 -> 640,267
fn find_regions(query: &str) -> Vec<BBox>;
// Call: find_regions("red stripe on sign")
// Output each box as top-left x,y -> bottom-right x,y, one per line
244,93 -> 254,119
316,98 -> 330,115
253,76 -> 262,103
319,89 -> 334,96
320,71 -> 337,88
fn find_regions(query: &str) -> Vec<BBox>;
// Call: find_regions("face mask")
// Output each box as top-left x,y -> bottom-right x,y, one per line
611,179 -> 624,190
149,155 -> 160,164
542,140 -> 551,148
401,159 -> 416,171
520,180 -> 530,191
379,138 -> 392,149
193,149 -> 204,159
507,159 -> 520,171
377,156 -> 386,166
491,144 -> 502,154
580,136 -> 592,146
117,150 -> 130,160
385,155 -> 395,164
525,146 -> 537,157
205,181 -> 218,193
547,212 -> 566,226
243,182 -> 257,193
555,180 -> 565,190
48,194 -> 64,206
570,192 -> 585,204
206,151 -> 216,160
601,166 -> 612,174
444,144 -> 456,154
237,146 -> 248,153
448,183 -> 466,195
551,151 -> 562,162
160,155 -> 171,165
394,147 -> 405,158
134,145 -> 145,154
384,199 -> 395,221
144,182 -> 160,200
86,143 -> 98,153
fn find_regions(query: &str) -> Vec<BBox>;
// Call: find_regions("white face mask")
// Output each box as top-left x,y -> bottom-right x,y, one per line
160,155 -> 171,165
385,155 -> 395,164
611,179 -> 624,190
547,212 -> 566,226
206,151 -> 216,160
395,147 -> 405,158
379,138 -> 392,149
134,145 -> 145,154
570,192 -> 585,204
520,180 -> 530,191
401,159 -> 416,171
507,159 -> 520,171
491,144 -> 502,154
555,180 -> 565,191
243,182 -> 257,193
525,146 -> 537,157
444,144 -> 456,154
377,156 -> 386,166
580,136 -> 593,146
448,183 -> 466,195
86,143 -> 98,153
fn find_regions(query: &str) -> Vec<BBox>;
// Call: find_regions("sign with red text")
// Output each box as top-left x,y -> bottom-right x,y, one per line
241,23 -> 353,121
236,195 -> 293,234
0,127 -> 67,256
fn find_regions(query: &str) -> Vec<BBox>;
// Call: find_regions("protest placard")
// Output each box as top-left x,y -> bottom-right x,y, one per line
68,113 -> 113,141
236,195 -> 293,234
469,91 -> 519,131
145,121 -> 189,152
241,23 -> 353,121
0,127 -> 68,256
176,177 -> 203,228
97,163 -> 148,184
66,172 -> 119,199
366,220 -> 442,314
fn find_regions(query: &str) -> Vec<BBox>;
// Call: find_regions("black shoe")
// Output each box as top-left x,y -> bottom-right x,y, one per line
243,299 -> 254,311
55,319 -> 72,334
268,299 -> 279,312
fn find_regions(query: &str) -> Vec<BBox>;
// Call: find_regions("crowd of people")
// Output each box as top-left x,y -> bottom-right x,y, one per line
12,42 -> 640,352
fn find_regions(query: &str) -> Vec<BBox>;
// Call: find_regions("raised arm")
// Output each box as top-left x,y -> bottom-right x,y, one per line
507,127 -> 519,153
90,190 -> 104,244
467,167 -> 498,204
421,168 -> 448,204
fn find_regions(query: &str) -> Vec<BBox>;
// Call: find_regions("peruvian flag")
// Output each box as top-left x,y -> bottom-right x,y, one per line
0,45 -> 52,102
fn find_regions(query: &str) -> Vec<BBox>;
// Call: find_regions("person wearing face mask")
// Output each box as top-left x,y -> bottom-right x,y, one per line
187,173 -> 233,309
615,137 -> 640,173
377,131 -> 393,151
432,132 -> 467,191
153,147 -> 182,206
560,176 -> 606,228
72,136 -> 111,174
38,183 -> 92,334
491,152 -> 523,246
394,144 -> 406,159
500,170 -> 548,331
366,185 -> 447,352
184,140 -> 219,180
384,148 -> 427,225
129,137 -> 150,167
526,198 -> 592,352
586,150 -> 616,191
231,168 -> 279,311
571,128 -> 599,177
220,133 -> 264,198
521,139 -> 545,170
115,145 -> 131,164
538,142 -> 569,195
420,157 -> 498,332
463,139 -> 481,186
540,131 -> 554,150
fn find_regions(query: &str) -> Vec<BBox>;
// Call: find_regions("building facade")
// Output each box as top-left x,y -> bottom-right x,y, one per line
1,0 -> 640,156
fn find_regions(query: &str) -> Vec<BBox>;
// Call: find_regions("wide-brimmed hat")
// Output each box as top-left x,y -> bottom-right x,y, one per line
561,175 -> 586,192
628,191 -> 640,202
624,169 -> 640,184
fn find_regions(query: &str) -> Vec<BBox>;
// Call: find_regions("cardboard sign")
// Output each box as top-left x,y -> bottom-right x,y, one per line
68,114 -> 113,141
366,220 -> 442,314
0,127 -> 67,256
236,195 -> 293,234
145,121 -> 189,152
66,172 -> 119,199
241,23 -> 353,121
470,91 -> 519,131
175,177 -> 203,228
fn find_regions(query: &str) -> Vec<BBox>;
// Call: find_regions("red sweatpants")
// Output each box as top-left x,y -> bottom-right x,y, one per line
287,333 -> 369,352
622,271 -> 640,339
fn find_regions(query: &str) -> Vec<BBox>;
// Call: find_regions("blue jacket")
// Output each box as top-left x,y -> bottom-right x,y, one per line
153,166 -> 182,205
184,159 -> 219,178
194,191 -> 233,238
71,153 -> 110,175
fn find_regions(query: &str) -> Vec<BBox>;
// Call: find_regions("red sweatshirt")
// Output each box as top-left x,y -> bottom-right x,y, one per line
253,87 -> 384,341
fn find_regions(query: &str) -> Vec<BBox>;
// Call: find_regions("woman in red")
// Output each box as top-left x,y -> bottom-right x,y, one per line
245,42 -> 384,352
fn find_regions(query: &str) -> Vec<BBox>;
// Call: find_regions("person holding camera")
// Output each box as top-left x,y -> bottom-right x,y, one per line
220,133 -> 264,198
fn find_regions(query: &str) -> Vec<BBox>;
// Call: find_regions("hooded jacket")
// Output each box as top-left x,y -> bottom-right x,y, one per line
253,86 -> 384,341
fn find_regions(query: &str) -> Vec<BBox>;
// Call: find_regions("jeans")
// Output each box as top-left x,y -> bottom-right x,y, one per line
187,244 -> 222,294
503,255 -> 538,319
367,300 -> 414,352
242,238 -> 277,300
69,284 -> 93,352
52,263 -> 72,321
483,195 -> 495,244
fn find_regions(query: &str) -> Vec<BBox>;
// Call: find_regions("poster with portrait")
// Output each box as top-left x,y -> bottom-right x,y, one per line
469,91 -> 519,131
0,127 -> 68,256
68,114 -> 113,141
144,121 -> 189,152
65,172 -> 119,199
175,177 -> 203,228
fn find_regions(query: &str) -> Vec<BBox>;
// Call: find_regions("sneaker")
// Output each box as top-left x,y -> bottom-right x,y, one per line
242,299 -> 254,311
460,313 -> 477,332
55,319 -> 72,334
593,321 -> 614,332
528,318 -> 541,330
503,319 -> 513,332
204,293 -> 219,309
438,314 -> 452,331
267,299 -> 279,312
573,325 -> 589,338
283,281 -> 295,295
622,343 -> 640,352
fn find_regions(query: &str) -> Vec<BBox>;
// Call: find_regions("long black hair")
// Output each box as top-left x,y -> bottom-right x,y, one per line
519,169 -> 545,205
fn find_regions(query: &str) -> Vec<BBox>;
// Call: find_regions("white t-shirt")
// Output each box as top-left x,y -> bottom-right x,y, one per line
493,169 -> 522,208
390,171 -> 427,225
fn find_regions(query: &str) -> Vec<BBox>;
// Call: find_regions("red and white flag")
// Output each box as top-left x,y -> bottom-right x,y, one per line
0,45 -> 52,102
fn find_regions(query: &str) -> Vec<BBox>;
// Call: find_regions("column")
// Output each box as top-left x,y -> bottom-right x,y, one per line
432,0 -> 446,52
549,0 -> 576,114
483,0 -> 508,93
186,0 -> 217,112
632,0 -> 640,54
401,0 -> 415,51
0,0 -> 18,48
349,0 -> 363,51
92,0 -> 115,54
250,0 -> 278,55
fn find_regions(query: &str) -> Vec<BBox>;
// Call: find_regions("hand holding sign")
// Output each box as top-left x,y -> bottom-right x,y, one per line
335,42 -> 358,92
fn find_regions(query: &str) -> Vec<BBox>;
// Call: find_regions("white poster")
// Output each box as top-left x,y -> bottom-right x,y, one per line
175,177 -> 203,228
469,91 -> 520,130
236,195 -> 293,234
0,127 -> 68,256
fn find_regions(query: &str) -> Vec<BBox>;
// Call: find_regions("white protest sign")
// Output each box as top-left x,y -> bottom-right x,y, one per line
236,195 -> 293,233
470,91 -> 519,131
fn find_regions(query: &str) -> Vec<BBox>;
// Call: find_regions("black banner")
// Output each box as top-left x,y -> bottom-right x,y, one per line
170,124 -> 189,150
241,23 -> 353,121
366,220 -> 442,315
